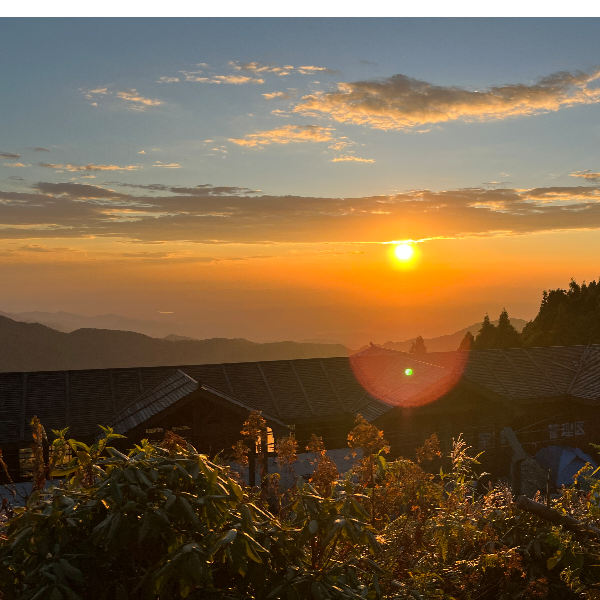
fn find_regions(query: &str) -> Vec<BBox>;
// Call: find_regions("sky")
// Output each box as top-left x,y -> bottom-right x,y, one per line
1,18 -> 600,345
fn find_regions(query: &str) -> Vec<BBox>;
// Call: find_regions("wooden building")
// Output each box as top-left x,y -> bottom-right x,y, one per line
1,345 -> 599,483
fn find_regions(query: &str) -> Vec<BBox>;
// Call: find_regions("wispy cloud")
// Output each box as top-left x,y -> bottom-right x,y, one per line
152,162 -> 181,169
39,162 -> 141,172
80,86 -> 162,110
116,89 -> 163,109
33,147 -> 50,152
229,61 -> 294,76
570,170 -> 600,183
0,152 -> 22,159
331,155 -> 375,163
297,65 -> 339,75
4,181 -> 600,244
3,162 -> 29,168
229,124 -> 334,148
263,91 -> 291,100
158,76 -> 180,83
180,71 -> 264,85
295,69 -> 600,130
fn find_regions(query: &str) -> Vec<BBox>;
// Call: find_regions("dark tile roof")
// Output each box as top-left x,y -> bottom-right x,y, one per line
354,344 -> 594,402
107,370 -> 199,435
0,357 -> 397,444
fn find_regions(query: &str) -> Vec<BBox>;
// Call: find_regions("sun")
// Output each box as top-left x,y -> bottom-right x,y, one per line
394,243 -> 414,261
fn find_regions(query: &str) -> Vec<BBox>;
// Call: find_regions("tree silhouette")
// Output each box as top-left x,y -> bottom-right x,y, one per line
457,331 -> 474,351
522,278 -> 600,347
409,335 -> 427,354
495,308 -> 523,348
473,314 -> 496,350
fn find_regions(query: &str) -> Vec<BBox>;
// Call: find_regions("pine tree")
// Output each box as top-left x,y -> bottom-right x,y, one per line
409,335 -> 427,354
458,331 -> 474,351
474,314 -> 496,350
495,308 -> 523,348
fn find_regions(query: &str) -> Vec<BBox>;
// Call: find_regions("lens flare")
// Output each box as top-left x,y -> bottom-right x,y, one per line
394,243 -> 414,261
404,368 -> 413,376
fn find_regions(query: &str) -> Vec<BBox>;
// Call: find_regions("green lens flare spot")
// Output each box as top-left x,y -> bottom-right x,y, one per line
404,368 -> 413,376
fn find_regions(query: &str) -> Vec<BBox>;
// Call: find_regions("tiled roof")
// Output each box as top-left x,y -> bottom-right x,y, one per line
0,357 -> 397,443
107,370 -> 199,435
354,344 -> 595,402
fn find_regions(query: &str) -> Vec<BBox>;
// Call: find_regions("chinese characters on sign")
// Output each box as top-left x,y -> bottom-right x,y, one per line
548,421 -> 585,439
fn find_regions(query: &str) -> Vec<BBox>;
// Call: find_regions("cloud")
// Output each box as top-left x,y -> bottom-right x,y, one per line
5,181 -> 600,246
19,244 -> 75,253
570,170 -> 600,183
297,65 -> 339,75
3,163 -> 29,168
331,155 -> 375,163
114,183 -> 259,196
359,60 -> 378,66
81,87 -> 109,100
35,182 -> 128,199
295,68 -> 600,130
0,152 -> 21,159
229,125 -> 334,148
116,89 -> 163,109
229,61 -> 293,76
180,71 -> 264,84
81,87 -> 162,110
152,162 -> 181,169
39,162 -> 141,172
33,147 -> 50,152
263,91 -> 291,100
159,76 -> 180,83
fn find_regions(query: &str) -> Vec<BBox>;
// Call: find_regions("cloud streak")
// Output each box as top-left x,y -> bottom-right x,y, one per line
39,163 -> 141,172
295,69 -> 600,130
571,170 -> 600,183
331,155 -> 374,163
229,125 -> 334,147
3,181 -> 600,245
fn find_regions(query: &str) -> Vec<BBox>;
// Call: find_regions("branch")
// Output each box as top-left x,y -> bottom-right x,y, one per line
516,495 -> 600,539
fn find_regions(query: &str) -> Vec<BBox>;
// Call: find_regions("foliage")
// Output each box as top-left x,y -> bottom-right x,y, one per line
457,331 -> 474,352
0,426 -> 381,600
522,278 -> 600,347
409,336 -> 427,354
474,310 -> 522,350
3,418 -> 600,600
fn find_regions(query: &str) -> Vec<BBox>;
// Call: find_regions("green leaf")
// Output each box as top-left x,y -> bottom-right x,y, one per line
58,559 -> 85,583
245,540 -> 263,563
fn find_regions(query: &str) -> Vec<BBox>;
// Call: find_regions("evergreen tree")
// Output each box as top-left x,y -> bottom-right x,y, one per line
409,335 -> 427,354
495,308 -> 523,348
473,314 -> 496,350
458,330 -> 474,351
522,278 -> 600,347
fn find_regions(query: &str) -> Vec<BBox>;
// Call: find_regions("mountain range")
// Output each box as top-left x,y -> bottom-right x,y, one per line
0,315 -> 348,372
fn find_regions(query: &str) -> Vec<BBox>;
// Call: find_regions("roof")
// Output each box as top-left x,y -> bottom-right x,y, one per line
354,344 -> 597,403
107,369 -> 199,435
0,357 -> 398,443
4,344 -> 598,445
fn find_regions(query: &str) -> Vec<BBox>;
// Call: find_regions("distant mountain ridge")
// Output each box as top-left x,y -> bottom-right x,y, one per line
0,310 -> 191,339
0,315 -> 349,372
363,318 -> 529,354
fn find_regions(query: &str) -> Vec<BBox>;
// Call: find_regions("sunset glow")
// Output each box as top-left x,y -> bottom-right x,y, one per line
394,244 -> 415,262
1,19 -> 600,346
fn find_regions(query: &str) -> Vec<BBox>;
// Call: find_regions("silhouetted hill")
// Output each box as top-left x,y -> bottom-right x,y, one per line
362,318 -> 529,353
0,315 -> 348,372
0,310 -> 188,338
